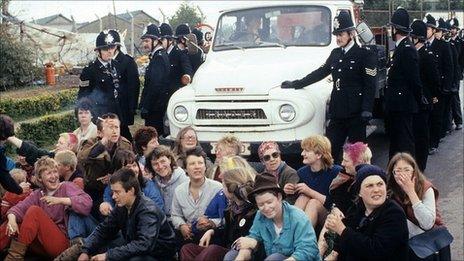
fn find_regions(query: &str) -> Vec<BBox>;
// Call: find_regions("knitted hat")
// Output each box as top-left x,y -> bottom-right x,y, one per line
353,164 -> 386,194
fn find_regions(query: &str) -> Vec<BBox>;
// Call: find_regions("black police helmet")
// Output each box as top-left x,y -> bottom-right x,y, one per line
332,10 -> 355,35
410,20 -> 427,40
423,14 -> 437,29
437,18 -> 449,32
160,23 -> 173,39
95,30 -> 117,50
192,28 -> 204,45
141,23 -> 161,40
108,29 -> 122,46
449,18 -> 459,29
175,24 -> 191,37
388,7 -> 412,33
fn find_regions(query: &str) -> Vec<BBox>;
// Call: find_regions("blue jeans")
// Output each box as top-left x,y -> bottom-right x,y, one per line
224,249 -> 288,261
67,211 -> 98,239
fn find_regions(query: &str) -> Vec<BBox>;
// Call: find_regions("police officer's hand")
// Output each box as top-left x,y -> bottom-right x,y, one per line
361,111 -> 372,124
281,81 -> 295,89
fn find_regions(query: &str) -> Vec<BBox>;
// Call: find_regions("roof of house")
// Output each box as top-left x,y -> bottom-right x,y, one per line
116,10 -> 158,23
33,14 -> 73,25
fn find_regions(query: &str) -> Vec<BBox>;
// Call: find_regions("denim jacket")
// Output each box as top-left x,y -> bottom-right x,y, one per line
248,201 -> 321,261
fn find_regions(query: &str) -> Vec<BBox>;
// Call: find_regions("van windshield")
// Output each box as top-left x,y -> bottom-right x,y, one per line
213,6 -> 331,51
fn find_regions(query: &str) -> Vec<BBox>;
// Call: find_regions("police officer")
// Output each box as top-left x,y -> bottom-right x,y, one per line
139,24 -> 171,137
188,28 -> 206,75
424,14 -> 454,154
160,23 -> 193,98
281,10 -> 377,163
107,29 -> 140,142
386,8 -> 423,159
78,30 -> 122,120
447,18 -> 463,130
410,20 -> 440,171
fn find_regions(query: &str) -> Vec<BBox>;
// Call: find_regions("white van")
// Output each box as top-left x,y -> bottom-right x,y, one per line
166,1 -> 382,159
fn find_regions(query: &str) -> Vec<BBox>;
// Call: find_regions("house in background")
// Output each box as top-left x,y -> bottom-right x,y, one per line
32,14 -> 76,32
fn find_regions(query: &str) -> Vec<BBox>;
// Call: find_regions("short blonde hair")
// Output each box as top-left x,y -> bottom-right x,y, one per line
223,167 -> 255,202
219,156 -> 256,180
301,135 -> 334,170
54,150 -> 77,171
217,134 -> 242,156
34,156 -> 58,178
9,168 -> 27,184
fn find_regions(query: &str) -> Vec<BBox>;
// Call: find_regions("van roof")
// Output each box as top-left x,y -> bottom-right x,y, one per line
219,0 -> 355,14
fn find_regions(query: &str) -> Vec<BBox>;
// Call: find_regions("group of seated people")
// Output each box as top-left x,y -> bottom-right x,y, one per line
0,100 -> 451,261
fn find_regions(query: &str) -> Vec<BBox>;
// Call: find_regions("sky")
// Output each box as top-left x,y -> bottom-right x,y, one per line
8,1 -> 277,26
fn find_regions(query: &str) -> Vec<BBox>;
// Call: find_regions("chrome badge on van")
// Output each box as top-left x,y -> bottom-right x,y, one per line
215,87 -> 244,92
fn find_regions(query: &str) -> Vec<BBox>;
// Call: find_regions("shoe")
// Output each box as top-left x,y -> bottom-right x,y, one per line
428,148 -> 438,155
5,240 -> 27,261
53,237 -> 83,261
456,124 -> 463,130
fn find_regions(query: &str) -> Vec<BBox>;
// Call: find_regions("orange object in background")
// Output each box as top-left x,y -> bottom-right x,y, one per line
45,62 -> 56,85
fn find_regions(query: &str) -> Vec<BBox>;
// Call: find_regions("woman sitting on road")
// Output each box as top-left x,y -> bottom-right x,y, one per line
173,126 -> 212,170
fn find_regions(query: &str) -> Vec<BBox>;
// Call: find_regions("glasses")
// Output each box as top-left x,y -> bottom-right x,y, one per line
263,152 -> 280,162
182,136 -> 197,141
393,168 -> 413,174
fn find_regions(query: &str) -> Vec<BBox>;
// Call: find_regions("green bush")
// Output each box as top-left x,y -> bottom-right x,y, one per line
0,88 -> 78,120
16,112 -> 78,147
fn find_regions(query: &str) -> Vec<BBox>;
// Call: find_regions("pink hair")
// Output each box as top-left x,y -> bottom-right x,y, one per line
258,141 -> 280,160
343,142 -> 368,164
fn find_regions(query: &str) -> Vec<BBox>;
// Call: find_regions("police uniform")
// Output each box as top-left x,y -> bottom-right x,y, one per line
410,20 -> 440,171
448,18 -> 463,130
386,8 -> 423,159
109,29 -> 141,142
426,16 -> 454,151
139,24 -> 171,137
282,11 -> 377,163
188,28 -> 206,75
78,31 -> 122,120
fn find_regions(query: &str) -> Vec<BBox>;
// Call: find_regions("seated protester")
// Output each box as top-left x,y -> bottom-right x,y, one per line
73,97 -> 98,152
78,113 -> 132,221
326,164 -> 409,261
146,145 -> 188,218
101,149 -> 164,215
205,134 -> 242,181
7,132 -> 78,166
78,168 -> 177,261
318,142 -> 372,257
180,167 -> 257,261
0,114 -> 24,195
227,174 -> 320,261
15,154 -> 35,185
171,146 -> 222,245
55,149 -> 84,190
285,135 -> 341,227
203,156 -> 257,228
0,169 -> 31,251
258,141 -> 299,204
133,126 -> 159,167
1,169 -> 32,220
387,152 -> 447,259
173,126 -> 213,170
4,156 -> 92,260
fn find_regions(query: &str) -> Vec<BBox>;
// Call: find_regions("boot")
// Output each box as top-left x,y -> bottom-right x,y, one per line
5,240 -> 27,261
53,237 -> 83,261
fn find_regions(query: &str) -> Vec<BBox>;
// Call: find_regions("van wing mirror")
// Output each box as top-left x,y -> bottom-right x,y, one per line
356,22 -> 374,44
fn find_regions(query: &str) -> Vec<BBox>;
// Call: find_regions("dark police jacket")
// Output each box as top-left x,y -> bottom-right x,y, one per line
139,48 -> 171,116
430,38 -> 454,94
386,37 -> 422,113
82,194 -> 176,260
167,45 -> 193,94
449,39 -> 461,92
291,43 -> 377,119
78,59 -> 120,119
113,51 -> 140,125
418,46 -> 441,107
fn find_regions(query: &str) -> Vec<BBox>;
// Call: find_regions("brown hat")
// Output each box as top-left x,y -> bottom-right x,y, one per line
248,173 -> 285,204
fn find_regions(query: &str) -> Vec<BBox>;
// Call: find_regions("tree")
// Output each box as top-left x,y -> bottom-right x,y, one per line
168,2 -> 206,30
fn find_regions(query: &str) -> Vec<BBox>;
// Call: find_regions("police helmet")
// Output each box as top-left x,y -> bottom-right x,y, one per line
160,23 -> 174,39
332,10 -> 355,35
388,7 -> 412,33
175,24 -> 191,38
108,29 -> 122,46
437,18 -> 449,32
141,23 -> 161,40
448,18 -> 459,29
410,20 -> 427,40
95,30 -> 117,50
423,14 -> 437,29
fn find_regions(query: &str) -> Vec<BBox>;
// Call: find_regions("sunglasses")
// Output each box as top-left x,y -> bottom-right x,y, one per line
263,152 -> 280,162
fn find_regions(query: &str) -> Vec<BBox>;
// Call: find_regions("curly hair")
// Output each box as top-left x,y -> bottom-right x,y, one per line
133,126 -> 158,156
146,145 -> 178,176
34,156 -> 58,178
301,135 -> 334,170
217,134 -> 242,156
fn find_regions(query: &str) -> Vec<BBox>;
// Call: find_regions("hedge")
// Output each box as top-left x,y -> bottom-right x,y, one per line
16,111 -> 78,148
0,88 -> 78,120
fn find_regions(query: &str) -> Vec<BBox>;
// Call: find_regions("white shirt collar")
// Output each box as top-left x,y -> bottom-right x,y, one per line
343,40 -> 355,53
98,58 -> 110,67
396,36 -> 407,47
427,37 -> 435,45
167,44 -> 174,54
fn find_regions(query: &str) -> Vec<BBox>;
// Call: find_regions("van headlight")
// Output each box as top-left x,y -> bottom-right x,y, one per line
174,106 -> 188,122
279,104 -> 295,122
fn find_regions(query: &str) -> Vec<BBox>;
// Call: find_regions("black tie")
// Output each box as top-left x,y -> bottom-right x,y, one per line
342,48 -> 345,55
